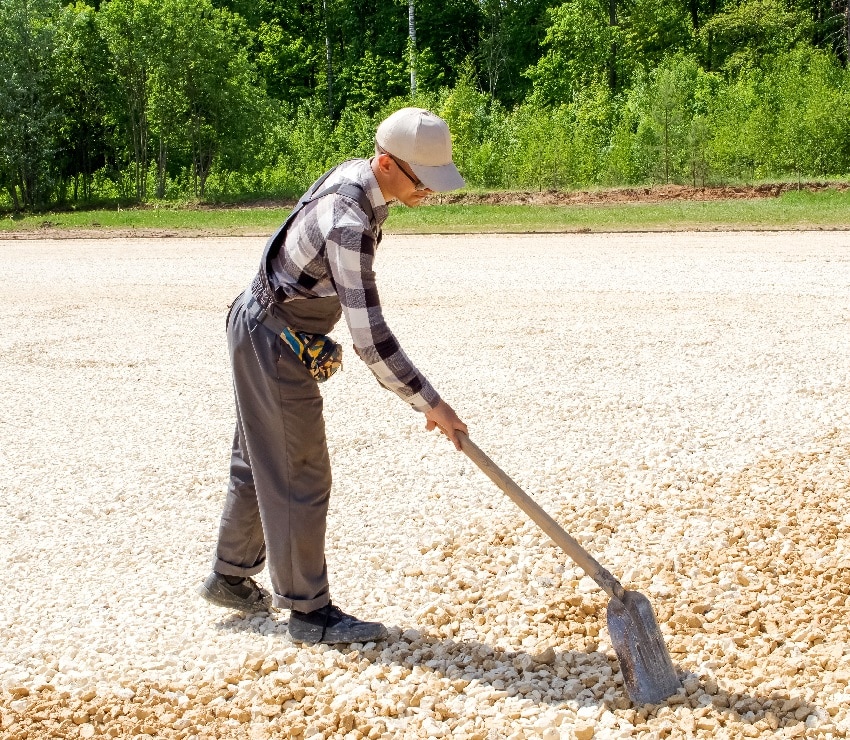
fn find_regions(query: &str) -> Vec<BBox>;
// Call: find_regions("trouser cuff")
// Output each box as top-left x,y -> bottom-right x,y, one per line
213,557 -> 265,578
274,591 -> 329,613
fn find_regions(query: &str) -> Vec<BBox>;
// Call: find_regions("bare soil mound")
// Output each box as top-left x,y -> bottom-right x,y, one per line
438,181 -> 850,206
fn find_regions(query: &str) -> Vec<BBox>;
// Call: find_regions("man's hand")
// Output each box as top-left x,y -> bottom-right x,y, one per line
424,400 -> 468,450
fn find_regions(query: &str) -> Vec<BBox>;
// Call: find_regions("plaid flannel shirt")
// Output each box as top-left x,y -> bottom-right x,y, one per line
269,159 -> 441,412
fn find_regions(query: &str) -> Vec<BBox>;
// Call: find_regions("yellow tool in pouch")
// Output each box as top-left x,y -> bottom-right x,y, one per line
281,327 -> 342,382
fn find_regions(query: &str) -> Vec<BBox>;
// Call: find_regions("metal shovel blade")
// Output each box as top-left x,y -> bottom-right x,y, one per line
607,589 -> 680,704
456,432 -> 681,706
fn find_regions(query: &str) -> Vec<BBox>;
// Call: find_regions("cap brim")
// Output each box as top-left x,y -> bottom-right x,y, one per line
410,162 -> 465,192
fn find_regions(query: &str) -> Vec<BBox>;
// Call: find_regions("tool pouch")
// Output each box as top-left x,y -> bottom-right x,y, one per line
280,326 -> 343,383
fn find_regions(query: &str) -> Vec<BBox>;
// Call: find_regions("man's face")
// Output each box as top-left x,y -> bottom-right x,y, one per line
378,151 -> 434,207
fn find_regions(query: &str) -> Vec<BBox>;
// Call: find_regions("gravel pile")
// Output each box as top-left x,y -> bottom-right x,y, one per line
1,232 -> 848,739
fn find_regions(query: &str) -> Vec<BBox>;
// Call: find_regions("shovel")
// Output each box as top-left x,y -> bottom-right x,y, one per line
457,431 -> 680,705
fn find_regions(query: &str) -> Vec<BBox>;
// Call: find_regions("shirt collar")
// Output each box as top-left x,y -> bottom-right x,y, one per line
359,159 -> 389,226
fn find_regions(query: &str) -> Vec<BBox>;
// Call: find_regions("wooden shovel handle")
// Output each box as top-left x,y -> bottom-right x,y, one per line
457,431 -> 625,601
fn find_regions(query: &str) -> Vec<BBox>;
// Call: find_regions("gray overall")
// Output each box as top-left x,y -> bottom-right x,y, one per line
212,167 -> 377,612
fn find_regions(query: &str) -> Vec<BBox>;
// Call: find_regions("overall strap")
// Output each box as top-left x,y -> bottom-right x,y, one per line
253,161 -> 378,308
263,165 -> 338,263
311,181 -> 375,228
266,163 -> 376,262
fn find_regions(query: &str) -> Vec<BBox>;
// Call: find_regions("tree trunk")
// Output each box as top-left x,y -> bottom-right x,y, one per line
191,112 -> 215,198
322,0 -> 334,119
482,1 -> 504,99
6,184 -> 20,211
129,102 -> 148,202
139,110 -> 147,200
408,0 -> 417,96
196,142 -> 214,198
608,0 -> 618,91
126,60 -> 148,202
156,137 -> 167,199
846,0 -> 850,66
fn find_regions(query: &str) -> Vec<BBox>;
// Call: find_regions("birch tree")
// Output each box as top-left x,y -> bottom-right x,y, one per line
409,0 -> 417,95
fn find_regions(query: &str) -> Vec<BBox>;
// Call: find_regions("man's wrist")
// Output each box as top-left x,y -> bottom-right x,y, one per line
416,393 -> 442,414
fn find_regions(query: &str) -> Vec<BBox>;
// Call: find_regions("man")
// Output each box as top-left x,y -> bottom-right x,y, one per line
198,108 -> 468,645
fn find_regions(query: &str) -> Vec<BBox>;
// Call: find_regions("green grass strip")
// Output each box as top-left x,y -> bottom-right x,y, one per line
388,189 -> 850,233
0,206 -> 290,234
2,189 -> 849,235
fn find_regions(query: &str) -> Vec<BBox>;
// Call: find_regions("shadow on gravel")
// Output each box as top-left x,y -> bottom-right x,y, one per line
214,612 -> 821,733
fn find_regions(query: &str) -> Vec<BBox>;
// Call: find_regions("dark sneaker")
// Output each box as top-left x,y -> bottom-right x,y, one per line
288,602 -> 388,645
197,572 -> 270,611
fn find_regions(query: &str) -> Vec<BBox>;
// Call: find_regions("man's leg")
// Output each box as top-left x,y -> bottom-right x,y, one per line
199,304 -> 270,610
202,291 -> 386,642
220,292 -> 331,612
212,406 -> 267,578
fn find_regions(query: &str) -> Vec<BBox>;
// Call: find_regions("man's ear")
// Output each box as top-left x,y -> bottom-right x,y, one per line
371,152 -> 398,202
374,152 -> 393,175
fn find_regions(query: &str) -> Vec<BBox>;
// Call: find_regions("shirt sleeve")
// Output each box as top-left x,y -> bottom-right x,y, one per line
325,198 -> 441,413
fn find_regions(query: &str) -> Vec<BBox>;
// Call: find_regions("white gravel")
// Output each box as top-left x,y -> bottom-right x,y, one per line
1,231 -> 848,739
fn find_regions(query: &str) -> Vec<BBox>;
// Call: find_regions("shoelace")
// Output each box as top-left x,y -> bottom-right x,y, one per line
318,603 -> 349,639
242,577 -> 269,601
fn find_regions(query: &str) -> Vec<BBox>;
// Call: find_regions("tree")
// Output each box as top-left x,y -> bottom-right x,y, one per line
768,47 -> 850,180
98,0 -> 160,200
324,0 -> 335,118
146,0 -> 185,198
157,0 -> 266,197
98,0 -> 267,200
0,0 -> 62,208
699,0 -> 812,72
570,81 -> 616,184
252,1 -> 326,106
686,115 -> 709,186
526,0 -> 614,104
619,0 -> 694,76
335,50 -> 407,114
652,68 -> 685,183
52,2 -> 115,202
439,60 -> 491,179
800,0 -> 849,65
410,0 -> 482,88
479,0 -> 559,105
625,55 -> 719,184
408,0 -> 417,95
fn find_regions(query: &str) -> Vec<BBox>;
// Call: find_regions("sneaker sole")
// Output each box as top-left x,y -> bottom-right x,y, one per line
196,583 -> 269,612
287,625 -> 388,645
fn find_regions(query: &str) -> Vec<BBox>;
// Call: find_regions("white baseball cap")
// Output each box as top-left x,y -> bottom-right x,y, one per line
375,107 -> 465,192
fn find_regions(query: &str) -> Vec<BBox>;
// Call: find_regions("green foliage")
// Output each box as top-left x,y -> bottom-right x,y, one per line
528,0 -> 698,102
526,0 -> 614,104
478,0 -> 557,105
0,0 -> 63,208
505,103 -> 570,189
255,19 -> 321,104
335,50 -> 408,114
96,0 -> 267,200
758,47 -> 850,180
633,56 -> 720,183
52,3 -> 114,202
413,0 -> 483,84
412,46 -> 448,94
699,0 -> 812,73
439,61 -> 492,180
3,0 -> 850,211
620,0 -> 695,74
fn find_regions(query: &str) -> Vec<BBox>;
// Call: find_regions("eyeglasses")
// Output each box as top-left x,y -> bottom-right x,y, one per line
377,145 -> 428,191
